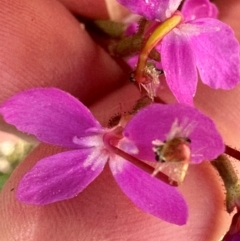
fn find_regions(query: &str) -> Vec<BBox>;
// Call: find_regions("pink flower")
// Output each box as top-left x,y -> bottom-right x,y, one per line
123,103 -> 224,163
123,102 -> 225,182
0,88 -> 188,225
0,88 -> 224,224
118,0 -> 240,104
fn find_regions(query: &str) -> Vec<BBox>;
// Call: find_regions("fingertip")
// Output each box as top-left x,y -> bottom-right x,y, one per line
0,143 -> 229,241
0,0 -> 127,105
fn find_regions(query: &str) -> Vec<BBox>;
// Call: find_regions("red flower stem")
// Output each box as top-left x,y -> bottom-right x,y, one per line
103,132 -> 178,186
225,145 -> 240,161
112,144 -> 178,186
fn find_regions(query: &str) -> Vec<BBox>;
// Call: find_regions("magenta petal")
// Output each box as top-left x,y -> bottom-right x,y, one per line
161,30 -> 198,105
109,157 -> 188,225
0,88 -> 102,149
126,55 -> 139,69
124,103 -> 224,163
117,0 -> 182,21
17,149 -> 107,205
188,19 -> 240,89
181,0 -> 218,21
125,22 -> 138,36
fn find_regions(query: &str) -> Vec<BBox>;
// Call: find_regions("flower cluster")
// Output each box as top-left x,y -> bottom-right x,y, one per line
1,0 -> 240,238
0,88 -> 224,225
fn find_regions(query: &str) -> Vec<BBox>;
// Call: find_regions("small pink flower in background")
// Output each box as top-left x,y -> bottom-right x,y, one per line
0,88 -> 224,224
118,0 -> 240,104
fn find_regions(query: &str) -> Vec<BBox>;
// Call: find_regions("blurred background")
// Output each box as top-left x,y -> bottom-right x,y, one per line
0,131 -> 37,189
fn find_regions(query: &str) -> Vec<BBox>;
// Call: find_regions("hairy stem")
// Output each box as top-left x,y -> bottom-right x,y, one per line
211,155 -> 240,213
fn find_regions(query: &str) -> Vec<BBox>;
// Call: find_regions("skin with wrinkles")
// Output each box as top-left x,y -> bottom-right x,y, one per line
0,0 -> 240,240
